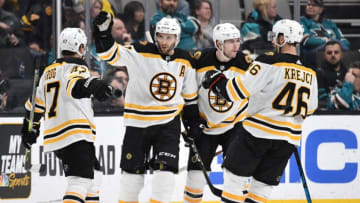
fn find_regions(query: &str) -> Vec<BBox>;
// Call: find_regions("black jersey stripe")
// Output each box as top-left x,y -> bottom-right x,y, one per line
184,95 -> 199,103
63,195 -> 85,203
232,78 -> 245,99
184,191 -> 203,199
221,196 -> 241,203
124,108 -> 177,115
222,102 -> 248,124
44,124 -> 94,139
107,47 -> 118,62
246,117 -> 302,135
85,196 -> 99,201
35,104 -> 45,111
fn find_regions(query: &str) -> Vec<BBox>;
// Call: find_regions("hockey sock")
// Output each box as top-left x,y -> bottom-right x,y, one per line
221,169 -> 249,203
244,178 -> 273,203
118,171 -> 144,203
63,176 -> 92,203
150,171 -> 175,203
184,170 -> 207,203
85,170 -> 102,203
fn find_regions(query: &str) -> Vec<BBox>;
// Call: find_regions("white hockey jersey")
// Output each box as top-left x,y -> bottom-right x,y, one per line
98,41 -> 198,127
225,52 -> 318,146
194,48 -> 251,135
25,58 -> 95,152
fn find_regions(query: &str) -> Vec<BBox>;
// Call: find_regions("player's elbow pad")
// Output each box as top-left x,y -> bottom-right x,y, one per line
71,78 -> 92,99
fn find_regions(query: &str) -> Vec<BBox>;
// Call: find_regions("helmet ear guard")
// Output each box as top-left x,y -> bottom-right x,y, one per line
154,17 -> 181,48
59,27 -> 87,57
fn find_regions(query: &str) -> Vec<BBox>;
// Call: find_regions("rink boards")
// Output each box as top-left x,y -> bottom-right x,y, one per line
0,115 -> 359,203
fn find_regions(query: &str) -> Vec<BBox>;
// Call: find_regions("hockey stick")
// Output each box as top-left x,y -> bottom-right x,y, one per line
24,57 -> 46,173
181,132 -> 223,197
179,150 -> 223,172
293,147 -> 312,203
145,30 -> 154,43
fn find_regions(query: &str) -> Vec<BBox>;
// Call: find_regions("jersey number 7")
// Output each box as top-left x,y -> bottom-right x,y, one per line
272,82 -> 310,118
46,81 -> 60,119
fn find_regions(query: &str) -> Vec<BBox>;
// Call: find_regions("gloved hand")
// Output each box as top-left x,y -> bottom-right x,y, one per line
202,70 -> 227,90
21,118 -> 40,149
183,119 -> 204,144
93,11 -> 113,38
84,77 -> 112,101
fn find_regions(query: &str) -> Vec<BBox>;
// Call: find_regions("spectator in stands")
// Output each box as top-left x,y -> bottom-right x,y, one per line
123,1 -> 145,42
317,40 -> 347,108
112,17 -> 132,45
151,0 -> 200,50
20,1 -> 52,51
91,0 -> 115,22
192,0 -> 214,49
240,0 -> 281,52
0,0 -> 24,48
156,0 -> 190,16
300,0 -> 350,67
327,61 -> 360,110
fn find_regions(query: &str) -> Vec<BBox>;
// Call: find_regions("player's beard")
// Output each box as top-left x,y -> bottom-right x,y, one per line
159,42 -> 176,55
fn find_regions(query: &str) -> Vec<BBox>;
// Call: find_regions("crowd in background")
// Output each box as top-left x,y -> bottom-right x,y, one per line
0,0 -> 359,113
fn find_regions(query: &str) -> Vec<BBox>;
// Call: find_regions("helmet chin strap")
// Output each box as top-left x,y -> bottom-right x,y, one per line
274,37 -> 286,53
217,43 -> 231,62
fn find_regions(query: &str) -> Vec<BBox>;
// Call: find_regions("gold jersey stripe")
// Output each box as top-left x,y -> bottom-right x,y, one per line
44,129 -> 93,145
181,91 -> 198,99
44,119 -> 95,134
243,120 -> 301,141
125,103 -> 183,111
124,108 -> 182,121
253,114 -> 302,130
98,43 -> 117,60
247,192 -> 267,203
273,62 -> 316,76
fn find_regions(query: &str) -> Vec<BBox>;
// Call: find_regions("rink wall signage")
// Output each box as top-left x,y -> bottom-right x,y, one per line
0,116 -> 359,202
0,123 -> 31,199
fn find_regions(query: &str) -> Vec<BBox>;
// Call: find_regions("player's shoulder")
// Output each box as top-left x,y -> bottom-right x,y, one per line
232,52 -> 253,70
133,40 -> 158,54
190,48 -> 217,69
173,48 -> 196,68
254,51 -> 280,64
45,57 -> 88,72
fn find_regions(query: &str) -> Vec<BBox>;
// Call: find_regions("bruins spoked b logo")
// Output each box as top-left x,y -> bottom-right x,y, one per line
150,72 -> 177,101
208,90 -> 233,112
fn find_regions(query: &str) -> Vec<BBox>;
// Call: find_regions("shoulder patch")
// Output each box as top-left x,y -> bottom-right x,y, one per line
139,40 -> 148,46
189,50 -> 202,60
244,54 -> 253,64
264,51 -> 275,56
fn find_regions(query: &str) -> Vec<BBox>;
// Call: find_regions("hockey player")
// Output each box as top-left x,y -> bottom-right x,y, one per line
20,28 -> 112,203
183,23 -> 251,203
202,19 -> 318,202
93,12 -> 199,203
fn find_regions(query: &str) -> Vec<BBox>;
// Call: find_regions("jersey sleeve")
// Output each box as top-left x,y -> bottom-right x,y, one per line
182,61 -> 199,105
308,74 -> 319,115
225,61 -> 272,101
97,42 -> 134,66
24,75 -> 45,120
65,64 -> 91,98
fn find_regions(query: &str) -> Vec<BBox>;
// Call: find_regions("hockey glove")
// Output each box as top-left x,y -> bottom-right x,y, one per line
202,70 -> 227,90
21,118 -> 40,149
183,120 -> 203,144
93,11 -> 113,39
84,77 -> 112,101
